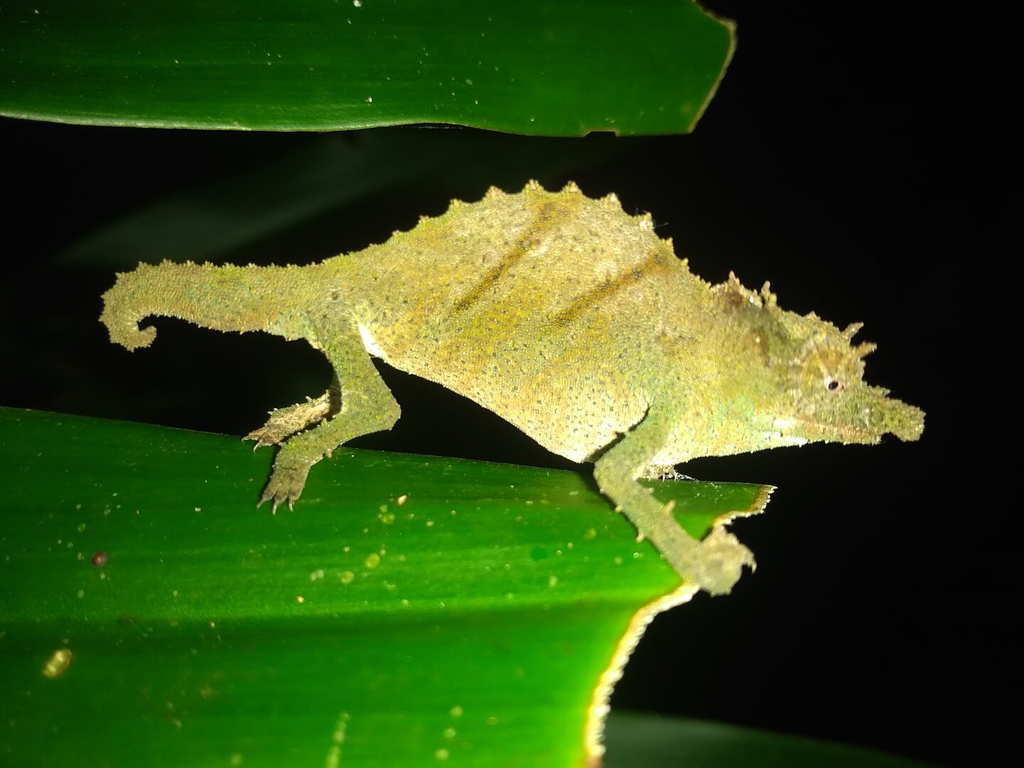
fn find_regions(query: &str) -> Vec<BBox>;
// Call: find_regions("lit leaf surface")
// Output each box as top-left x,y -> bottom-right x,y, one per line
0,407 -> 766,765
0,0 -> 732,136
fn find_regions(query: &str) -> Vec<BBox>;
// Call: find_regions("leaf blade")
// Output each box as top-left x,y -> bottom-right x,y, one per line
0,0 -> 733,135
0,407 -> 765,765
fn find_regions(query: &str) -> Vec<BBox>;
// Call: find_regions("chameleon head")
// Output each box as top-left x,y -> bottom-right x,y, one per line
772,318 -> 925,446
703,274 -> 924,455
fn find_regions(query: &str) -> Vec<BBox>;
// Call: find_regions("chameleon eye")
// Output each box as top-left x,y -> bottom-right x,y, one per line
825,376 -> 844,393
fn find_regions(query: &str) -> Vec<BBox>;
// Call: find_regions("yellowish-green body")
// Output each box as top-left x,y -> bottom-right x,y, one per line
101,181 -> 924,594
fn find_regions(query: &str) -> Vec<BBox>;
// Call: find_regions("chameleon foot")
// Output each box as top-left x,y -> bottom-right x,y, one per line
257,462 -> 312,514
687,526 -> 756,595
245,394 -> 332,448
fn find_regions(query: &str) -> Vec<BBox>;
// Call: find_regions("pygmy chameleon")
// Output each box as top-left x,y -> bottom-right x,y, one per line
101,181 -> 924,595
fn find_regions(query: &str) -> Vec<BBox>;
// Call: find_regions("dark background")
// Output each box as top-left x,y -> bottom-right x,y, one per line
1,3 -> 1010,766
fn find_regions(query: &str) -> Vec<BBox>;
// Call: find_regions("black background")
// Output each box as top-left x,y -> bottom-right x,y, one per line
1,3 -> 1011,766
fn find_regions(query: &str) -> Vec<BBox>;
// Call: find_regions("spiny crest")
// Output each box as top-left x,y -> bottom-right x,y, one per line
491,178 -> 584,203
712,271 -> 782,314
406,180 -> 602,241
389,182 -> 693,281
519,178 -> 586,200
840,321 -> 877,358
709,271 -> 879,394
794,316 -> 876,395
502,181 -> 637,230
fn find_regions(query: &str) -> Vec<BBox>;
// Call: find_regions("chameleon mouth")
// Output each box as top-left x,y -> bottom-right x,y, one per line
788,415 -> 888,445
786,389 -> 925,446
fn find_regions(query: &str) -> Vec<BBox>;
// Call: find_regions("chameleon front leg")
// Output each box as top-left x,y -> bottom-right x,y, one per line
258,322 -> 401,513
594,410 -> 755,595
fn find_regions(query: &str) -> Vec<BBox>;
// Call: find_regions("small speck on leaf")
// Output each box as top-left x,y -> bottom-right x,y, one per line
42,649 -> 73,679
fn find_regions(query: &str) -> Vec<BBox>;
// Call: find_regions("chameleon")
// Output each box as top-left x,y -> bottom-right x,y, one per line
100,180 -> 924,595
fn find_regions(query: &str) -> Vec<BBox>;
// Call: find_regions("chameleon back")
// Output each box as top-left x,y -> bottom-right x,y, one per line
331,181 -> 703,462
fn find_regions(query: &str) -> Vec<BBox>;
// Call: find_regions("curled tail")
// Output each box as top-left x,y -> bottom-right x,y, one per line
100,262 -> 164,350
100,260 -> 313,350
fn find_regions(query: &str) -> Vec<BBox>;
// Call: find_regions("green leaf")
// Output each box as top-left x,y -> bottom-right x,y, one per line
0,407 -> 767,765
0,0 -> 734,135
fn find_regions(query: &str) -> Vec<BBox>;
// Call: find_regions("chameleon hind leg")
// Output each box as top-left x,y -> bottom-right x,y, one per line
593,408 -> 755,595
257,321 -> 401,513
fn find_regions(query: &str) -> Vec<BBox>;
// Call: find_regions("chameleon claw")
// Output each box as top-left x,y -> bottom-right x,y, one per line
258,461 -> 310,513
244,432 -> 275,450
258,489 -> 295,515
